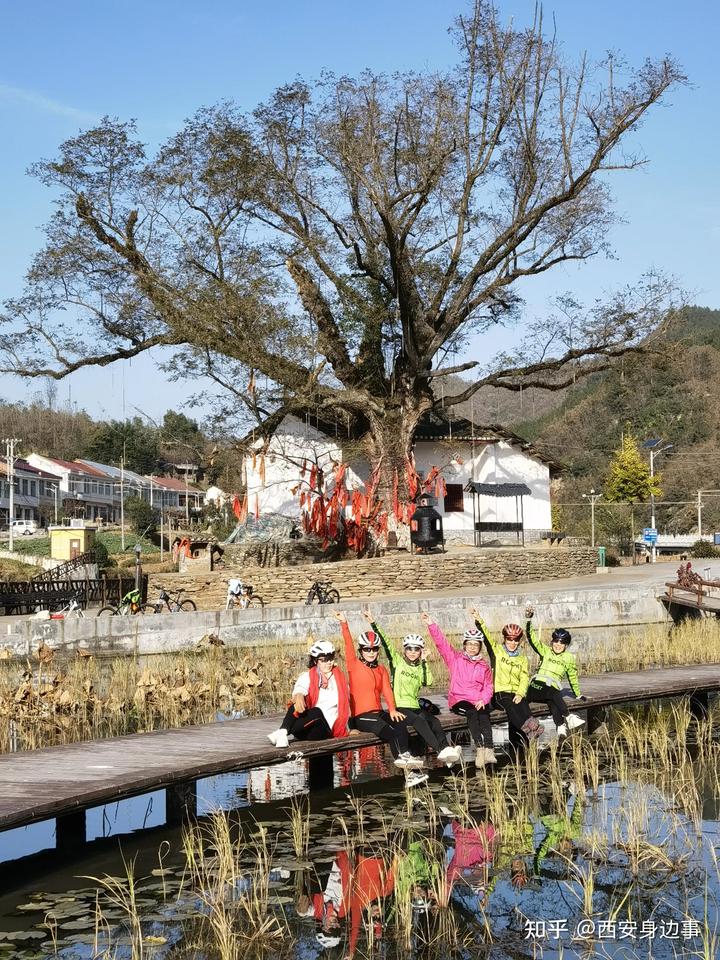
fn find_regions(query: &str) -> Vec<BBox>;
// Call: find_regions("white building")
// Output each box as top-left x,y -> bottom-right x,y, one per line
26,455 -> 117,522
243,413 -> 554,545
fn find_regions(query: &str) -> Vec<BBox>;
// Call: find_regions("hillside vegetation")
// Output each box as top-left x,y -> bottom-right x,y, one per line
510,306 -> 720,539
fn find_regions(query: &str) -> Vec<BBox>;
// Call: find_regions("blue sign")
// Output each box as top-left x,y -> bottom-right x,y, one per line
643,527 -> 658,544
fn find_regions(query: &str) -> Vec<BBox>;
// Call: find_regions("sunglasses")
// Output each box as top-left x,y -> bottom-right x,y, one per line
361,647 -> 379,654
504,637 -> 521,643
315,653 -> 335,661
405,646 -> 423,652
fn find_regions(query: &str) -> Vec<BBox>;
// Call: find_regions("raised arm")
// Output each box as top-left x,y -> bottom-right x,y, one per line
335,610 -> 358,665
370,616 -> 400,668
421,611 -> 457,667
526,619 -> 549,659
470,607 -> 498,659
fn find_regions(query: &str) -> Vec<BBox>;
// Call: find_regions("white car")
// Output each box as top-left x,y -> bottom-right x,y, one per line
10,519 -> 38,536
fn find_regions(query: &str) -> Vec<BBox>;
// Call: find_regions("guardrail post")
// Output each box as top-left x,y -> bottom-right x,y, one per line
689,690 -> 709,720
166,780 -> 197,826
586,706 -> 606,736
308,755 -> 334,792
56,809 -> 86,855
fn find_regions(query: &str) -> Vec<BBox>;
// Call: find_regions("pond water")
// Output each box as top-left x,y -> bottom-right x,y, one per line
0,701 -> 718,960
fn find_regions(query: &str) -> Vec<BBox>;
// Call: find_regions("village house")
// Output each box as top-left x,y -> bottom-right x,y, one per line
26,455 -> 118,523
243,413 -> 555,545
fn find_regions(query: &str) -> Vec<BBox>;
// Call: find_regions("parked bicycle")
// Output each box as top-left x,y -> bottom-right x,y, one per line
145,586 -> 197,614
97,588 -> 146,617
305,579 -> 340,605
226,578 -> 265,609
36,593 -> 85,620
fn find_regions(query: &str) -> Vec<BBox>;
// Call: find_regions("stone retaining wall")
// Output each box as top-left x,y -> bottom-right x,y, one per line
0,578 -> 665,661
148,546 -> 597,610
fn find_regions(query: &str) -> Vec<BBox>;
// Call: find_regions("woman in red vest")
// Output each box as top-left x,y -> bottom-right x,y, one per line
267,639 -> 350,749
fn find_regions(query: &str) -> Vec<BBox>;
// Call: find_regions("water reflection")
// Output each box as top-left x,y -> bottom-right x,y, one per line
0,703 -> 719,959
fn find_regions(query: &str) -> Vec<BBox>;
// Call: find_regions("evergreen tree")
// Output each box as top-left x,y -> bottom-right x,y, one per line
604,435 -> 662,503
604,434 -> 662,553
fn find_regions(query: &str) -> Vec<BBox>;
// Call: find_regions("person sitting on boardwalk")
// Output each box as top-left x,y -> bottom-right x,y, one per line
335,610 -> 423,772
421,611 -> 496,766
469,607 -> 541,745
364,609 -> 462,767
267,639 -> 350,749
525,609 -> 586,738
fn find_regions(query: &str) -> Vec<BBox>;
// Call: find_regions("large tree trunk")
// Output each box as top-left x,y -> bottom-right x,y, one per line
364,390 -> 433,551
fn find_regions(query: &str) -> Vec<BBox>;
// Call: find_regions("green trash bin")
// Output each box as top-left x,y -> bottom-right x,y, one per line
598,546 -> 606,567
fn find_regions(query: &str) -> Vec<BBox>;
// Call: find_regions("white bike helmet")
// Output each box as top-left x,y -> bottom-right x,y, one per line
463,627 -> 483,645
358,631 -> 380,649
403,634 -> 425,649
310,639 -> 336,658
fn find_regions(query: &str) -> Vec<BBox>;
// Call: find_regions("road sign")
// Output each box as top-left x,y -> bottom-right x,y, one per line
643,527 -> 658,544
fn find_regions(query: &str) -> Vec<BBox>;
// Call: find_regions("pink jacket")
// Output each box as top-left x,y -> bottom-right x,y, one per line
428,623 -> 494,708
446,821 -> 496,889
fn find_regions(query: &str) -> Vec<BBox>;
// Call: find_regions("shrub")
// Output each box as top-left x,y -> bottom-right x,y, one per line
92,539 -> 110,568
690,539 -> 719,558
124,495 -> 158,535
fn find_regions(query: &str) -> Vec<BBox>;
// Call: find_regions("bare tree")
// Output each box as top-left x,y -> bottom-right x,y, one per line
0,2 -> 685,516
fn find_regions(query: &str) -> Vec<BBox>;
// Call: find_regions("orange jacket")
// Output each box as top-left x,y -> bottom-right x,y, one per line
348,855 -> 394,956
341,622 -> 397,716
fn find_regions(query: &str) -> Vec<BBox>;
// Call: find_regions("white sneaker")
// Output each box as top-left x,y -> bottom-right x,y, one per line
405,772 -> 429,789
267,729 -> 289,748
394,752 -> 424,769
556,723 -> 569,738
566,713 -> 585,731
436,746 -> 456,763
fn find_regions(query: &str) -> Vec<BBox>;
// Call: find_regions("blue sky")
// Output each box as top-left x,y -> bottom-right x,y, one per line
1,1 -> 718,424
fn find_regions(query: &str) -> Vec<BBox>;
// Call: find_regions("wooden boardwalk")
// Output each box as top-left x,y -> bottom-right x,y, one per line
0,664 -> 719,834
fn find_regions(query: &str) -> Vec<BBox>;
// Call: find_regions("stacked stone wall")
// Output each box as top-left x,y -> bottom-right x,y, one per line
148,547 -> 597,610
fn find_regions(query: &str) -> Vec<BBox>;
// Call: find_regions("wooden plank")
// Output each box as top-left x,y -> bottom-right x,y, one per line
0,664 -> 719,834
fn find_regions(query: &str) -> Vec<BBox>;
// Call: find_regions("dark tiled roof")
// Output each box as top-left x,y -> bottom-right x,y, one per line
465,481 -> 532,497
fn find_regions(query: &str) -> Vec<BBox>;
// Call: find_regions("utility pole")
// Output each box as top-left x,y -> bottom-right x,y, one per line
4,438 -> 21,551
648,443 -> 672,563
582,488 -> 602,549
120,456 -> 125,551
696,490 -> 702,549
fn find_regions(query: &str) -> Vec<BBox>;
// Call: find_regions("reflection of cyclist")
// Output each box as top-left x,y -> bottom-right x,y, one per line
367,609 -> 460,766
443,818 -> 496,906
295,851 -> 352,950
346,854 -> 394,959
267,640 -> 350,750
533,791 -> 585,877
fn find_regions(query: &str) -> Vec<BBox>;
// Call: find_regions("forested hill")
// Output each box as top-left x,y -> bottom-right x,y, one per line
509,306 -> 720,530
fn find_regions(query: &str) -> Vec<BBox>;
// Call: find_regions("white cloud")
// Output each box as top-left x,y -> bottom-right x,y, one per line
0,83 -> 97,124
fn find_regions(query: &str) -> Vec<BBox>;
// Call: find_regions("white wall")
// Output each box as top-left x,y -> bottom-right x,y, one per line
412,439 -> 551,541
244,416 -> 366,517
244,420 -> 551,537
